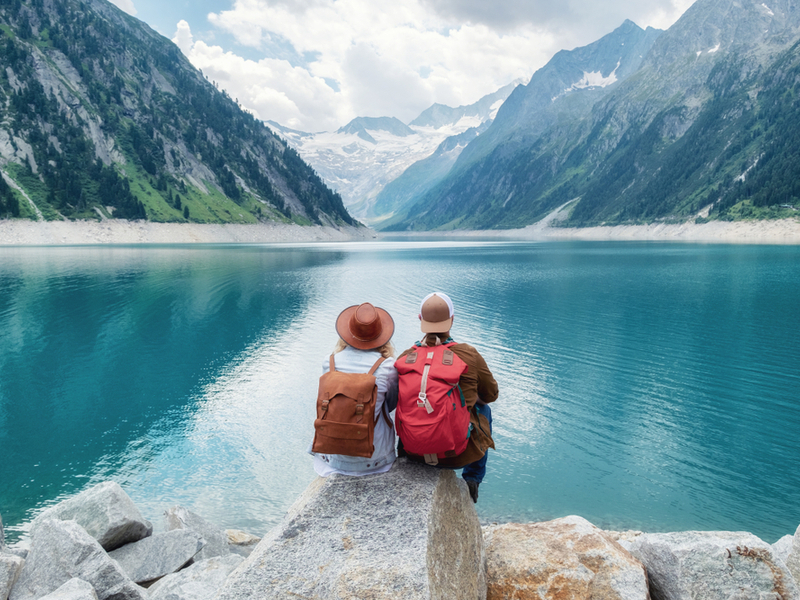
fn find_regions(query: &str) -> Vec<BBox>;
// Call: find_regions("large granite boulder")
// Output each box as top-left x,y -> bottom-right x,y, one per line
9,519 -> 146,600
107,530 -> 206,585
787,524 -> 800,586
164,507 -> 229,562
32,483 -> 152,551
147,555 -> 243,600
1,554 -> 25,600
483,516 -> 650,600
215,459 -> 485,600
37,579 -> 98,600
627,530 -> 799,600
773,534 -> 794,565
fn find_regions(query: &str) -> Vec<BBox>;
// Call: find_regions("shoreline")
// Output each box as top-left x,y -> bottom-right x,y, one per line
0,216 -> 799,245
0,220 -> 376,246
383,217 -> 800,245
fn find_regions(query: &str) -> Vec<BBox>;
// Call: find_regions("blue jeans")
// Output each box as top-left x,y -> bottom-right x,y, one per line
462,403 -> 492,484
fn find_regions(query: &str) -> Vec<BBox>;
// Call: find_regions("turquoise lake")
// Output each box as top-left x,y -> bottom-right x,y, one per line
1,241 -> 798,543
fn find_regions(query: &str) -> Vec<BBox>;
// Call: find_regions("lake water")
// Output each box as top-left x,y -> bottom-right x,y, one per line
1,241 -> 799,544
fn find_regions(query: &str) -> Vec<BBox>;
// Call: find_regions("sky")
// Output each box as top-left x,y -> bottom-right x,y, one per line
108,0 -> 698,133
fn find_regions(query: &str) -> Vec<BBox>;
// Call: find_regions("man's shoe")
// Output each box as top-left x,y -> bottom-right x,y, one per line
465,480 -> 479,503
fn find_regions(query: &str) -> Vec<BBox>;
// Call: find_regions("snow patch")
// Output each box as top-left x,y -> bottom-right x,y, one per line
489,99 -> 505,120
761,3 -> 775,16
553,60 -> 621,102
708,44 -> 721,53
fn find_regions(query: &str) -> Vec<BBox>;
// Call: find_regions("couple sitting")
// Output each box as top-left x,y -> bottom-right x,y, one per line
310,292 -> 498,503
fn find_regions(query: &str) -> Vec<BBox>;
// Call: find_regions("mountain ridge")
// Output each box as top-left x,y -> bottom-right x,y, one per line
384,0 -> 800,231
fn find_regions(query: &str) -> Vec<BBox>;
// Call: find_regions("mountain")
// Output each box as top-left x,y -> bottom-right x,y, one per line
385,0 -> 800,230
375,21 -> 662,224
0,0 -> 356,226
269,81 -> 519,223
370,120 -> 493,221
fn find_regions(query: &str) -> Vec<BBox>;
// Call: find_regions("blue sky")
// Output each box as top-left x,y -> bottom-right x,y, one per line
109,0 -> 697,132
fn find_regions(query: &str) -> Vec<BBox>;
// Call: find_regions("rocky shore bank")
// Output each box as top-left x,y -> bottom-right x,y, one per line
0,220 -> 374,246
2,463 -> 799,600
2,216 -> 800,246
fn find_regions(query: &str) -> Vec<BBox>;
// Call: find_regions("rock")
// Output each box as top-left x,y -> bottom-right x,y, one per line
605,530 -> 645,551
107,530 -> 206,585
0,514 -> 4,550
773,534 -> 794,565
215,459 -> 485,600
224,530 -> 260,558
788,524 -> 800,586
627,530 -> 800,600
147,555 -> 243,600
37,579 -> 98,600
32,482 -> 152,551
1,554 -> 25,600
483,517 -> 649,600
164,507 -> 229,562
9,519 -> 146,600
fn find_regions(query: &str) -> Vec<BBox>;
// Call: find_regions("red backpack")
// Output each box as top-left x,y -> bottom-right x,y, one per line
394,343 -> 469,465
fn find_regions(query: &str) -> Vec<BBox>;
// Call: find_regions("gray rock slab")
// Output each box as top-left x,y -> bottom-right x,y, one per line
483,517 -> 649,600
147,555 -> 243,600
214,458 -> 485,600
773,534 -> 794,565
164,507 -> 229,562
628,530 -> 800,600
1,553 -> 25,600
108,530 -> 205,584
224,530 -> 259,558
9,519 -> 146,600
32,482 -> 152,551
37,579 -> 98,600
788,524 -> 800,586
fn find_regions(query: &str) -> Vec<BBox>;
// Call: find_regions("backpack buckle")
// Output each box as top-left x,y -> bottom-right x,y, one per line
417,393 -> 434,414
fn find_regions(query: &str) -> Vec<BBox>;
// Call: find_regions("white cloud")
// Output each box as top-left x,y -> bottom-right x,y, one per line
173,0 -> 697,132
109,0 -> 137,16
172,20 -> 194,55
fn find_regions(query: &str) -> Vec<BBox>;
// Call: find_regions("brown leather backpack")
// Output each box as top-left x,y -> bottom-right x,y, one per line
312,355 -> 387,458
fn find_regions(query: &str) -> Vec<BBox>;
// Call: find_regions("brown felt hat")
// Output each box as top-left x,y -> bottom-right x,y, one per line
336,303 -> 395,350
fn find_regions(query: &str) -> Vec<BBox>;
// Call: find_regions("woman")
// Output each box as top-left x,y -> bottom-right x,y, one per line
310,302 -> 398,476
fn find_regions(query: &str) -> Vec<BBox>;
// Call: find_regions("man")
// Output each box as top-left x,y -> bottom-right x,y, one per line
396,292 -> 498,502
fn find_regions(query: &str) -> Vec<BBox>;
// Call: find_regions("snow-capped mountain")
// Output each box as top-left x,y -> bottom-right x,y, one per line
268,81 -> 519,223
385,0 -> 800,231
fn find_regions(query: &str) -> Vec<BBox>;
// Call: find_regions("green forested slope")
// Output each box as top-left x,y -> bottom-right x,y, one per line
0,0 -> 357,226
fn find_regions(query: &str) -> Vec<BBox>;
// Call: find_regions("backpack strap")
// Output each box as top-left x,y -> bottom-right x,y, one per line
379,400 -> 394,429
328,354 -> 336,372
367,356 -> 386,374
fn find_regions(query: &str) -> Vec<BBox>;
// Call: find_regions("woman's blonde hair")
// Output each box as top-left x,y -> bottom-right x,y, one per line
334,338 -> 395,358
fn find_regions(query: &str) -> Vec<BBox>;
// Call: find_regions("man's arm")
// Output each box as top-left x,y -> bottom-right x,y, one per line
473,350 -> 498,404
